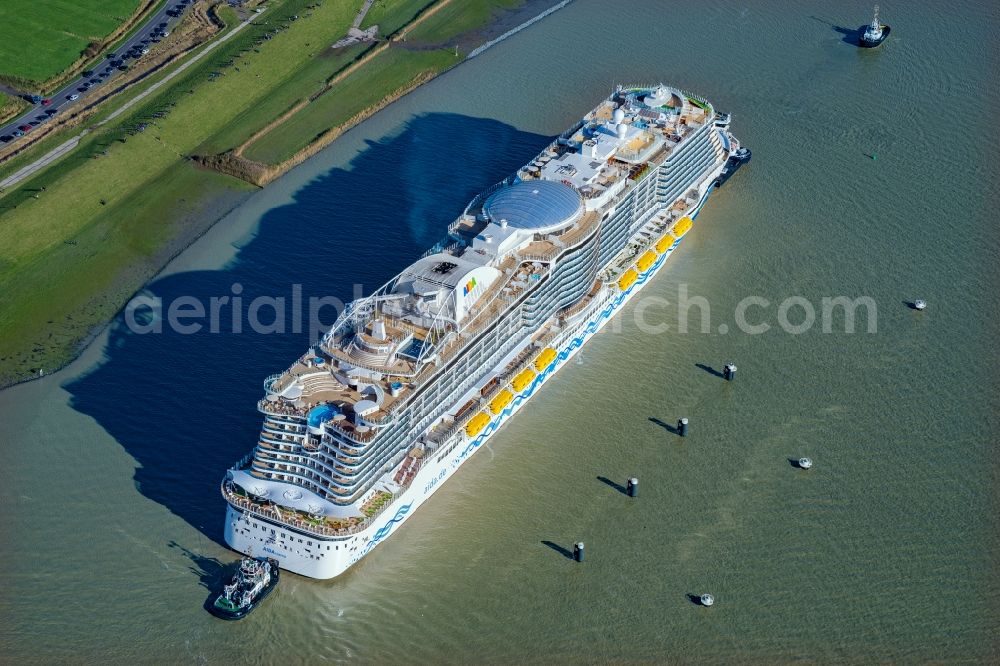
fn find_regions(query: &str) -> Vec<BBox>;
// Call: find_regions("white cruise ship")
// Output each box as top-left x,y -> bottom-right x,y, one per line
222,84 -> 744,579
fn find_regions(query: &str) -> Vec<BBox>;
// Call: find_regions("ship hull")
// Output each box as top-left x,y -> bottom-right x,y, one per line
224,162 -> 726,579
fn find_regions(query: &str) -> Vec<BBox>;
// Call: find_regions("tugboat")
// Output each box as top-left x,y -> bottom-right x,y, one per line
209,556 -> 279,620
714,145 -> 752,188
859,5 -> 890,48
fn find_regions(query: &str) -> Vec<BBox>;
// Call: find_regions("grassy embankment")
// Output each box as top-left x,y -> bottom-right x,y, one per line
0,92 -> 28,125
241,46 -> 455,164
0,0 -> 541,387
0,0 -> 152,90
207,0 -> 524,179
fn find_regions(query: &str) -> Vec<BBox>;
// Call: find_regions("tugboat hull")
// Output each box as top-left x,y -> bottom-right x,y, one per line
714,148 -> 751,188
208,558 -> 279,620
859,25 -> 890,47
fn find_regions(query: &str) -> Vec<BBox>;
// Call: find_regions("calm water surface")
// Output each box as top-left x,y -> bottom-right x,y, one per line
2,1 -> 998,662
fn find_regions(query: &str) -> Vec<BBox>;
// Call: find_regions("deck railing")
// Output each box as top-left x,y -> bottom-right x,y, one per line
223,447 -> 434,538
461,174 -> 516,218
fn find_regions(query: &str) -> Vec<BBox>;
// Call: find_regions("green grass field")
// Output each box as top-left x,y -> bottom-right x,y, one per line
243,45 -> 457,164
198,42 -> 371,155
0,0 -> 144,84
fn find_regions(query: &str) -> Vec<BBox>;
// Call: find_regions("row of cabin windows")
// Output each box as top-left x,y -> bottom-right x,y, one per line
252,523 -> 344,551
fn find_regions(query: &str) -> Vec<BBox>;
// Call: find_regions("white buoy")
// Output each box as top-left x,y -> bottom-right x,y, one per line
798,457 -> 813,470
700,593 -> 715,606
914,299 -> 926,311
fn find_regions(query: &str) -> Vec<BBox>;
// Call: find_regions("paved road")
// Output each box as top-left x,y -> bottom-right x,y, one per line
0,0 -> 196,144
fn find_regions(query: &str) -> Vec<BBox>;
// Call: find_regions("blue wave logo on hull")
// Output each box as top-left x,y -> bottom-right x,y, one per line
359,501 -> 414,557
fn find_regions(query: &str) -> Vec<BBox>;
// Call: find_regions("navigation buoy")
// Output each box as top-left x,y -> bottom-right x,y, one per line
700,593 -> 715,606
573,542 -> 585,562
798,457 -> 813,470
627,478 -> 638,497
913,299 -> 926,311
678,418 -> 689,437
723,362 -> 737,381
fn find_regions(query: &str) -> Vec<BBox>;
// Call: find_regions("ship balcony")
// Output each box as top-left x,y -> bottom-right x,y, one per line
260,429 -> 305,444
257,399 -> 307,419
262,419 -> 305,434
326,418 -> 378,444
256,439 -> 295,455
256,450 -> 339,480
322,435 -> 366,457
249,460 -> 355,498
260,427 -> 300,443
326,442 -> 365,458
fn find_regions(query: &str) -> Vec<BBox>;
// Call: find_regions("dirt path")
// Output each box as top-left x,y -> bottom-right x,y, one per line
353,0 -> 377,30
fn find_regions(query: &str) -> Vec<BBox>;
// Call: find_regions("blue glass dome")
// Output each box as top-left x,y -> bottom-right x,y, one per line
483,180 -> 583,233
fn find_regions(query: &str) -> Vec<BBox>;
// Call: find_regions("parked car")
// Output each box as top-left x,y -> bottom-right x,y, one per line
69,93 -> 80,100
41,98 -> 52,106
27,94 -> 42,104
82,70 -> 94,76
19,124 -> 32,132
12,129 -> 24,137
